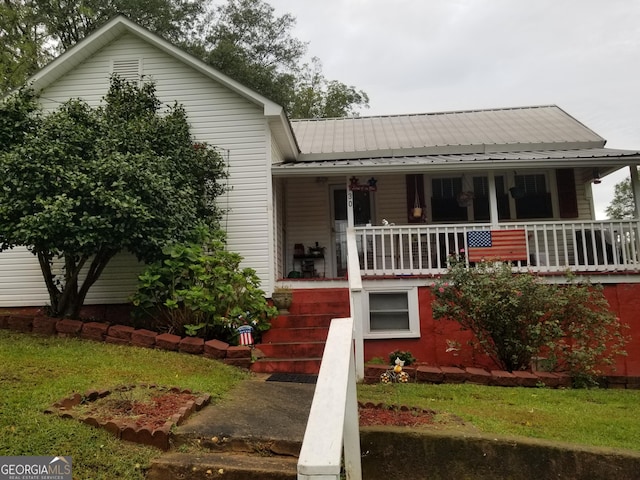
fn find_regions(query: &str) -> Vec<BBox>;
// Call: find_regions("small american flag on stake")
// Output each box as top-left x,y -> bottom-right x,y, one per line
237,325 -> 254,346
466,229 -> 528,262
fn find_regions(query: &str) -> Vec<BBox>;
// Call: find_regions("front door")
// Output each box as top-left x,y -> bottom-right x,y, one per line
331,186 -> 373,277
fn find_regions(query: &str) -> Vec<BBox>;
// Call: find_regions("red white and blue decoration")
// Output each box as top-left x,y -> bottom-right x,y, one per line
466,229 -> 527,262
237,325 -> 254,346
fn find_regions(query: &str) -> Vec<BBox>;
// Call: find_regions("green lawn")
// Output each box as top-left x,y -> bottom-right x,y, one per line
3,330 -> 640,480
358,382 -> 640,452
0,330 -> 247,480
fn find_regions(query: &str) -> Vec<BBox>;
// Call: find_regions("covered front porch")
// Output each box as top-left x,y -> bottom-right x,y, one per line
274,168 -> 640,282
273,105 -> 640,285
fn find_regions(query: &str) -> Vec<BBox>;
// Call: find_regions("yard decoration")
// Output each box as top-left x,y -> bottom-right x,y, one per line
237,324 -> 254,346
271,286 -> 293,314
380,357 -> 410,384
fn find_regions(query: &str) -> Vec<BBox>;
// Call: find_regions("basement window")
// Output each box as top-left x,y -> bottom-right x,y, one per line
364,287 -> 420,339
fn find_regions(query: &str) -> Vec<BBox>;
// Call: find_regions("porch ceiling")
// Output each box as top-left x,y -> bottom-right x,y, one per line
271,147 -> 640,177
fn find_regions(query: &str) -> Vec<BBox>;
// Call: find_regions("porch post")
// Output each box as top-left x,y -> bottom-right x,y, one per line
487,172 -> 499,227
346,177 -> 355,228
345,177 -> 364,380
630,166 -> 640,218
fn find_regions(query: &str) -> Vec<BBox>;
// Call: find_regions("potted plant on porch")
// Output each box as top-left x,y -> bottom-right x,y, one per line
271,286 -> 293,314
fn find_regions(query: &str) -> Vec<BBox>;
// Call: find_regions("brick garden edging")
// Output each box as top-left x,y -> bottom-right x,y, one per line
0,313 -> 252,369
3,312 -> 638,388
45,384 -> 211,450
364,364 -> 640,389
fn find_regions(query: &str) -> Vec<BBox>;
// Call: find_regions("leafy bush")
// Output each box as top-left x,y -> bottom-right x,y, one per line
432,259 -> 628,383
130,228 -> 276,344
388,350 -> 416,366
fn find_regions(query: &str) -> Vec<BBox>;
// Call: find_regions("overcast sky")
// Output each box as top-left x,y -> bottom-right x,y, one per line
268,0 -> 640,219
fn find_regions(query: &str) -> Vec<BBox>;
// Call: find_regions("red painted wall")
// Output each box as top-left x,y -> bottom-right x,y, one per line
364,283 -> 640,377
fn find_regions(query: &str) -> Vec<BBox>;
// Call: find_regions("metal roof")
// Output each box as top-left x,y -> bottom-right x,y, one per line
290,105 -> 606,160
272,148 -> 640,177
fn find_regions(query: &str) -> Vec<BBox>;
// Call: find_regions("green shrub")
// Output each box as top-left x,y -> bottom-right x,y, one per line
388,350 -> 416,366
130,228 -> 277,343
432,259 -> 628,383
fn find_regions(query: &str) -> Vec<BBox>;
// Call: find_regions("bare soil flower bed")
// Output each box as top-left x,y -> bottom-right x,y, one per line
46,384 -> 211,450
358,402 -> 438,427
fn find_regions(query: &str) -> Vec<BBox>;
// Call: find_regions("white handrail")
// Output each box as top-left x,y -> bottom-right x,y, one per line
297,317 -> 362,480
346,227 -> 364,380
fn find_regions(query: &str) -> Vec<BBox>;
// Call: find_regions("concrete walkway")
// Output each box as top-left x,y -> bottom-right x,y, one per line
147,375 -> 316,479
174,375 -> 316,455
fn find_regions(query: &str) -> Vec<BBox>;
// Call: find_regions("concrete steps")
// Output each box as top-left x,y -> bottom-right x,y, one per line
252,288 -> 350,375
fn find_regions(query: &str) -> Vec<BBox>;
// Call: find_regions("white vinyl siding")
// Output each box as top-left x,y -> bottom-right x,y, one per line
374,175 -> 407,225
284,177 -> 334,276
0,248 -> 142,307
2,33 -> 273,305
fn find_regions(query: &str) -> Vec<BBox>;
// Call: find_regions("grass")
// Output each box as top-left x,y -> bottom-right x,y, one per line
3,330 -> 640,478
358,382 -> 640,452
0,330 -> 248,480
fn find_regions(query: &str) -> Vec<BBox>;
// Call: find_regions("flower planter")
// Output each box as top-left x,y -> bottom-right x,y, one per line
271,291 -> 293,314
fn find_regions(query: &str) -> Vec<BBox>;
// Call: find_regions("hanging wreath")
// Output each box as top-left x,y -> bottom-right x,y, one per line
456,190 -> 474,207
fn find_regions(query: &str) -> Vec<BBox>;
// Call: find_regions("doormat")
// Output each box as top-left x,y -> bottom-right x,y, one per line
265,373 -> 318,384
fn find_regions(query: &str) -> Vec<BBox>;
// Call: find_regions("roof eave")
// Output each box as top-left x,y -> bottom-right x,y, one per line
271,154 -> 640,177
295,140 -> 607,162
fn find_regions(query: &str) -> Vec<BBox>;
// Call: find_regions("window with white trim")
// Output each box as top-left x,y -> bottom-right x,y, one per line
364,287 -> 420,339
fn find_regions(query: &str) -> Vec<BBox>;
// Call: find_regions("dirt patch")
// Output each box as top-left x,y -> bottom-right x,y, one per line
46,384 -> 211,450
74,386 -> 197,431
358,402 -> 475,432
358,402 -> 438,427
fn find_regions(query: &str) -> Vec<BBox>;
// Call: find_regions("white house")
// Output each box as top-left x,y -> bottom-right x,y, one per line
2,16 -> 640,376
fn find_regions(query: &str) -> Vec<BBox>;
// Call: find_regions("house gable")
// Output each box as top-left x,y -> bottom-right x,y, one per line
0,16 -> 293,306
26,15 -> 298,160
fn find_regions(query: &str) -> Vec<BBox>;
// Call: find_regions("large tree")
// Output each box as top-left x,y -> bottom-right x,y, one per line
605,177 -> 635,220
37,0 -> 206,52
0,0 -> 207,94
196,0 -> 369,118
0,0 -> 49,94
2,0 -> 369,118
0,77 -> 226,318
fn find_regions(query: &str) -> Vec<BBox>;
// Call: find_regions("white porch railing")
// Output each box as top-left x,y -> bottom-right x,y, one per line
297,317 -> 362,480
355,219 -> 640,276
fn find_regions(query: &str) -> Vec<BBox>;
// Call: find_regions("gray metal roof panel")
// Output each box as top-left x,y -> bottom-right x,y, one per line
290,106 -> 605,156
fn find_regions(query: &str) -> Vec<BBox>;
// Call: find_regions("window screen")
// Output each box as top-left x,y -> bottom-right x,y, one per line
369,292 -> 410,331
